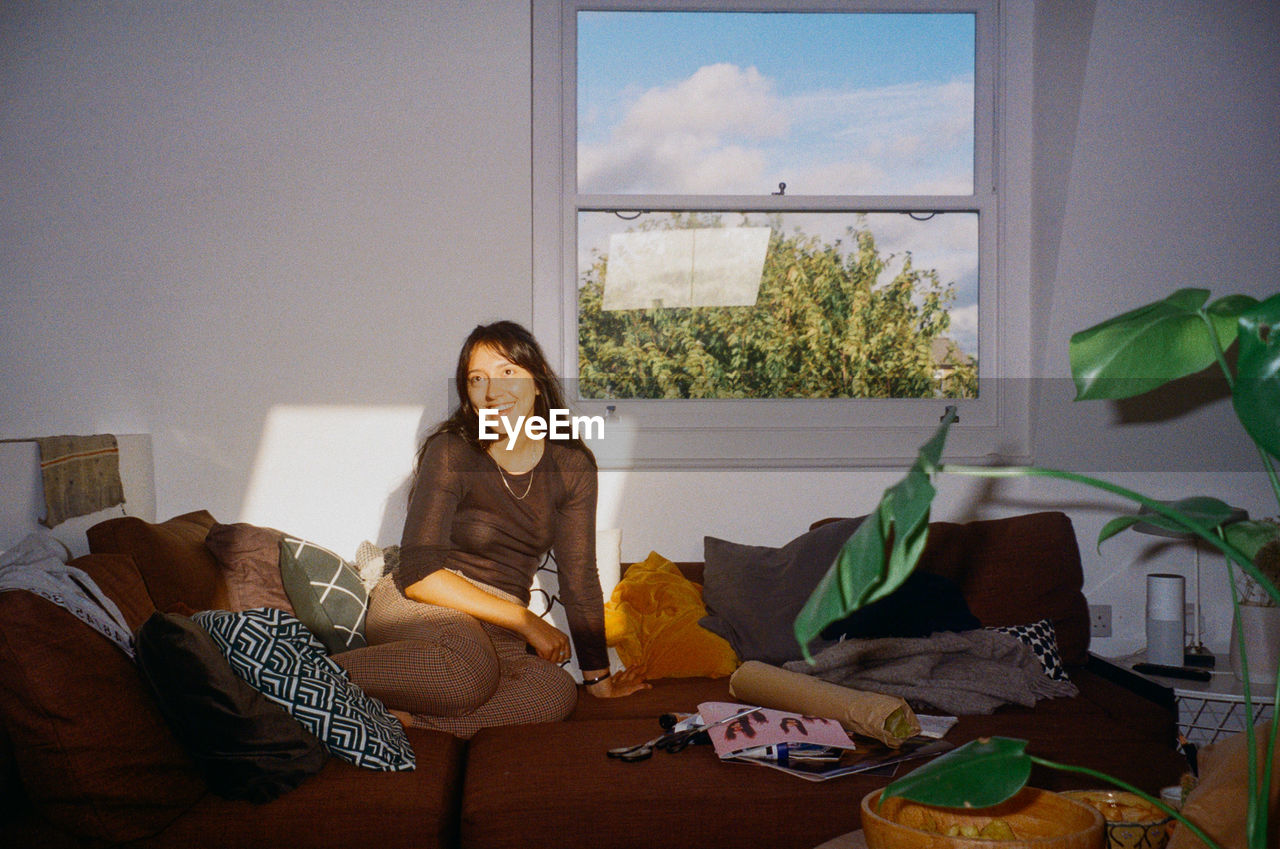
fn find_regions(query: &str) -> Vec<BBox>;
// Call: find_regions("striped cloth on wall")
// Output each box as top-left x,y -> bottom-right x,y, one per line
35,434 -> 125,528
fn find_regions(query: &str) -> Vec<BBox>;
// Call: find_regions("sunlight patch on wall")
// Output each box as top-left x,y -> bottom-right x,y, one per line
242,405 -> 425,558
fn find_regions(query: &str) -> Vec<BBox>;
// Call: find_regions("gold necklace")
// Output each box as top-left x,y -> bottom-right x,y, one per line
493,458 -> 535,500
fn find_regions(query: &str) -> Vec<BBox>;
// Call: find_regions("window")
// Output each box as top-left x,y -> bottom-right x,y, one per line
534,0 -> 1032,468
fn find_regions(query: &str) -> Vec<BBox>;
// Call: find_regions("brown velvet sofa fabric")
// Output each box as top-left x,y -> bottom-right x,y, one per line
916,512 -> 1091,665
1,509 -> 1182,849
2,521 -> 465,849
0,589 -> 206,843
87,510 -> 229,613
811,511 -> 1091,665
465,675 -> 1186,849
126,727 -> 464,849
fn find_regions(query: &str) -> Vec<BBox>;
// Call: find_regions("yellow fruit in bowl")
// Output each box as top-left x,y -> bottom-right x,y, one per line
1060,790 -> 1175,849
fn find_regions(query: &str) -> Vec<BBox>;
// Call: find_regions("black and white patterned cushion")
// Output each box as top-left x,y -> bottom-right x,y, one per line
988,618 -> 1070,682
194,607 -> 414,772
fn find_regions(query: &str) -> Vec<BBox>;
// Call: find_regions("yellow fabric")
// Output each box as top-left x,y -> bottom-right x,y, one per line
604,551 -> 739,679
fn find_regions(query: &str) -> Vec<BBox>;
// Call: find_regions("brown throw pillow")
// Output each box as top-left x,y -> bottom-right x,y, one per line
0,591 -> 205,842
71,552 -> 157,631
204,522 -> 294,613
87,510 -> 227,613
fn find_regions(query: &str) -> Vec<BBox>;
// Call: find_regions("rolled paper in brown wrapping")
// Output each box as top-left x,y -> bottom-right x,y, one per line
729,660 -> 920,747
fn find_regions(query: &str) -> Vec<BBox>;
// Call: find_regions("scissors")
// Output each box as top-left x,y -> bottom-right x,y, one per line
606,706 -> 764,762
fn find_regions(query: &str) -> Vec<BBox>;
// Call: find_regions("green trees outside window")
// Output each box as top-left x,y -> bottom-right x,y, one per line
577,216 -> 977,401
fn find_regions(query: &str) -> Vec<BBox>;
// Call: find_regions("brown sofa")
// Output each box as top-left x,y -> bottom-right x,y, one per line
0,510 -> 1188,849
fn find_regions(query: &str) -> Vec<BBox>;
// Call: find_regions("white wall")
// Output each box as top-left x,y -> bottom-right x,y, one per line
0,434 -> 155,557
2,1 -> 1277,657
1,0 -> 533,531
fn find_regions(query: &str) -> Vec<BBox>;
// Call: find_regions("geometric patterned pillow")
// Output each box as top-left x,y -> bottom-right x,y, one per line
193,608 -> 414,772
988,618 -> 1071,682
279,536 -> 368,655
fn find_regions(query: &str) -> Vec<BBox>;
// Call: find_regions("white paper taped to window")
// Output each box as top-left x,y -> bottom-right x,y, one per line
602,227 -> 770,310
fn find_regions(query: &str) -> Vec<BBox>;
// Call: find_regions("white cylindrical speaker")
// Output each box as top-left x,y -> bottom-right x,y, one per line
1146,573 -> 1185,666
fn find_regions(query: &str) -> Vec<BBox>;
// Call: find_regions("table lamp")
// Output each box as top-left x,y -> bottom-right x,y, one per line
1134,501 -> 1249,668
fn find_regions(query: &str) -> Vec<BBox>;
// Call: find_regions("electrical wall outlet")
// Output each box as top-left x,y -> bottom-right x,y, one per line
1089,604 -> 1112,638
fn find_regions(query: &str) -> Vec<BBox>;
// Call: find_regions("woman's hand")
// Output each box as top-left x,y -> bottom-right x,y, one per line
585,666 -> 650,699
520,610 -> 572,664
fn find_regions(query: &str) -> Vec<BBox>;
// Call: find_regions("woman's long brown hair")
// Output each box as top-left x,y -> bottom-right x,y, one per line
412,321 -> 595,489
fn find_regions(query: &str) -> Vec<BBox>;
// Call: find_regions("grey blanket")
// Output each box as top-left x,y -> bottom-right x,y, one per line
782,630 -> 1077,715
0,532 -> 135,658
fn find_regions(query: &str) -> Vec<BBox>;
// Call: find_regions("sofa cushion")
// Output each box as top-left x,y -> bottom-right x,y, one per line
133,727 -> 464,849
195,607 -> 413,772
279,535 -> 368,654
699,517 -> 866,665
0,589 -> 206,842
135,611 -> 329,802
204,522 -> 295,613
605,550 -> 738,680
88,510 -> 228,613
71,552 -> 158,631
0,720 -> 19,817
496,670 -> 1183,849
915,512 -> 1091,665
463,716 -> 871,849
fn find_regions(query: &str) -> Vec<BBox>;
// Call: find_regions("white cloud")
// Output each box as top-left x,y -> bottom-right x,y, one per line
620,63 -> 787,139
579,63 -> 785,194
580,64 -> 973,196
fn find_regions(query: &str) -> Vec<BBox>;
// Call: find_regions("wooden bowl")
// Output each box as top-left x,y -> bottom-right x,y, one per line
862,786 -> 1106,849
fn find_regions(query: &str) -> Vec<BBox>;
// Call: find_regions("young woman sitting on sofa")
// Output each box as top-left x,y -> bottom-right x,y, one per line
338,321 -> 647,738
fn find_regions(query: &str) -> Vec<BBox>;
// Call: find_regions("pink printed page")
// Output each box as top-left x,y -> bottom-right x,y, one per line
698,701 -> 855,757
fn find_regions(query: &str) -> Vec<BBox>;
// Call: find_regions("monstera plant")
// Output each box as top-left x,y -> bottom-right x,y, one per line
795,290 -> 1280,849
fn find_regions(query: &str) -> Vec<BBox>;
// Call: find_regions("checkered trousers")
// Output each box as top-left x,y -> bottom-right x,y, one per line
333,574 -> 578,739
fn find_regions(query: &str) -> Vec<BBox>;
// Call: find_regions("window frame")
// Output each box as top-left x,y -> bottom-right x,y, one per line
533,0 -> 1033,469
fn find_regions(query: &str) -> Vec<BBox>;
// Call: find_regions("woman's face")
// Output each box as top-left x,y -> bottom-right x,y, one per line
466,343 -> 539,434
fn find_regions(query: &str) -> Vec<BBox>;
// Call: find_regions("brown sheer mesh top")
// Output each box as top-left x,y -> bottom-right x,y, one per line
393,431 -> 607,671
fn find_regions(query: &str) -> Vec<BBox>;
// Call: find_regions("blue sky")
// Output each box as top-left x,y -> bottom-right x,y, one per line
579,11 -> 974,132
575,11 -> 980,355
577,11 -> 974,195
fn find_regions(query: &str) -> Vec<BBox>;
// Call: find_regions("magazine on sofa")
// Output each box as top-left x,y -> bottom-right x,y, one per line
697,701 -> 954,782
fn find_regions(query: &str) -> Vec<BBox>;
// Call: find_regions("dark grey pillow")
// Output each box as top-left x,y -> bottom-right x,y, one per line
698,517 -> 865,664
134,611 -> 328,802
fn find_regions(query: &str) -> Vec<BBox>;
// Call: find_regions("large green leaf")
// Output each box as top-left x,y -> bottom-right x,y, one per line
1233,293 -> 1280,461
1070,289 -> 1250,400
1207,295 -> 1261,346
792,411 -> 954,660
880,738 -> 1032,809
